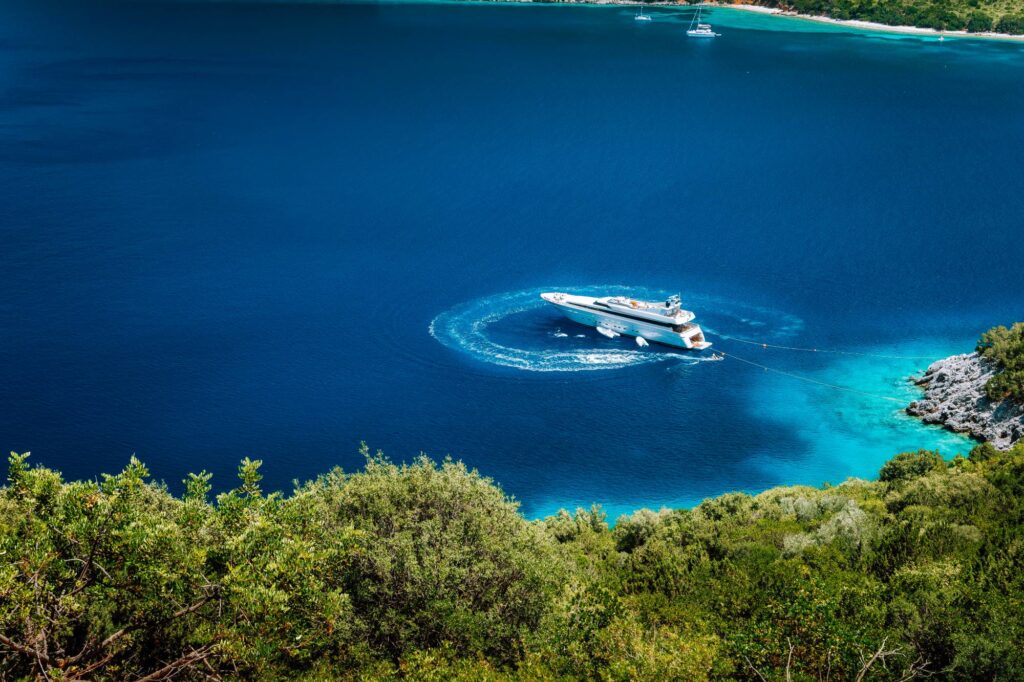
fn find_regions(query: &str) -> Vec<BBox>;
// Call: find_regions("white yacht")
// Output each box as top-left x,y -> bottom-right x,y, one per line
541,292 -> 712,350
634,5 -> 652,21
686,4 -> 719,37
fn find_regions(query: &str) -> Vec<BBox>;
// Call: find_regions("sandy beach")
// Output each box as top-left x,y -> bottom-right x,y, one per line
710,2 -> 1024,42
536,0 -> 1024,42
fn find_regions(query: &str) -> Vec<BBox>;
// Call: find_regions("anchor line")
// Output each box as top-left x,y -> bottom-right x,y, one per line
707,332 -> 939,361
715,348 -> 907,404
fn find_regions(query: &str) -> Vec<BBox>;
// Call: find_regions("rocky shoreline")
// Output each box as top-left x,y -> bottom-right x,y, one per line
907,353 -> 1024,450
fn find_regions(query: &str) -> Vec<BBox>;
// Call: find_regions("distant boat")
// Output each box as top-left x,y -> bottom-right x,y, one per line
687,4 -> 720,38
634,4 -> 652,21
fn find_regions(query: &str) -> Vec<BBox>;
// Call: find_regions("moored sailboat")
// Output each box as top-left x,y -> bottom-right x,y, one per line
686,4 -> 720,38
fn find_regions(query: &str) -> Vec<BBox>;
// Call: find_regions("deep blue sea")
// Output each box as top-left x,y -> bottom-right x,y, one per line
2,0 -> 1022,518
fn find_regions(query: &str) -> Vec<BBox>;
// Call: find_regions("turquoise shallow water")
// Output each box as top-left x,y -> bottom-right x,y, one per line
743,342 -> 976,485
1,0 -> 1020,518
689,6 -> 952,38
529,338 -> 978,520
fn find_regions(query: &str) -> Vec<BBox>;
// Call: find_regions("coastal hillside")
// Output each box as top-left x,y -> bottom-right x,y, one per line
762,0 -> 1024,33
3,443 -> 1024,680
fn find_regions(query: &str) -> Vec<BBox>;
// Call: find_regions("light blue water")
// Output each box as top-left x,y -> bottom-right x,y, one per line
2,0 -> 1021,518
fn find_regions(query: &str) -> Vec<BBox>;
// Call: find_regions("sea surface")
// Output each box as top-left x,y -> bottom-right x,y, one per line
2,0 -> 1022,518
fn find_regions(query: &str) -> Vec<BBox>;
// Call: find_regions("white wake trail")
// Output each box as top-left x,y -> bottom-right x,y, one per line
429,286 -> 803,373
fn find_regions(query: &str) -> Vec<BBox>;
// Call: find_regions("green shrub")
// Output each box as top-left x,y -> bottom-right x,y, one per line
878,449 -> 946,482
969,442 -> 1000,462
613,507 -> 672,552
300,450 -> 560,663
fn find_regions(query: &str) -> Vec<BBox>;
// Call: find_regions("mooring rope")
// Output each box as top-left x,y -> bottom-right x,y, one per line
715,348 -> 908,404
708,332 -> 940,361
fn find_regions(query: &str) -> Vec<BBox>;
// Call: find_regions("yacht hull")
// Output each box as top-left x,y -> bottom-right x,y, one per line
541,293 -> 711,351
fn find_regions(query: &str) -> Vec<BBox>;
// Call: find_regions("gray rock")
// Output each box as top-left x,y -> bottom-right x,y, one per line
906,353 -> 1024,450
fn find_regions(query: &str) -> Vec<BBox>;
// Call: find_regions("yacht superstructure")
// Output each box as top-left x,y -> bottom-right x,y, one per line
541,292 -> 712,350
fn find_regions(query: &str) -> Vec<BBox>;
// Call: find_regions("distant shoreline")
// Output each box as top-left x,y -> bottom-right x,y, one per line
483,0 -> 1024,42
719,2 -> 1024,42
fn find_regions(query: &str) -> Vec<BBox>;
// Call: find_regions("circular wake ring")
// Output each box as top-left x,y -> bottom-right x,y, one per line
429,285 -> 803,373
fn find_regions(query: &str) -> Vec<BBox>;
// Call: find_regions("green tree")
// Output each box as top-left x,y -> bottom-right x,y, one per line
996,14 -> 1024,33
966,10 -> 994,30
977,322 -> 1024,401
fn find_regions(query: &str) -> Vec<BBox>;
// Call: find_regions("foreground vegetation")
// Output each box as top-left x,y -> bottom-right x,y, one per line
3,441 -> 1024,680
977,322 -> 1024,402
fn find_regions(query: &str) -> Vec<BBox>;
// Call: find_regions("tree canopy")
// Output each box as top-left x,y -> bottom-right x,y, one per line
977,322 -> 1024,402
3,441 -> 1024,679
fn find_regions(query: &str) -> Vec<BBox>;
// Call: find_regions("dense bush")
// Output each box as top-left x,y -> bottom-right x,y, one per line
0,448 -> 559,680
976,322 -> 1024,401
996,13 -> 1024,32
965,10 -> 994,30
3,441 -> 1024,679
878,448 -> 945,481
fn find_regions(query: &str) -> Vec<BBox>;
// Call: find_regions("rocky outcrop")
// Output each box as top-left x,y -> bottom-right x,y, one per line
907,353 -> 1024,450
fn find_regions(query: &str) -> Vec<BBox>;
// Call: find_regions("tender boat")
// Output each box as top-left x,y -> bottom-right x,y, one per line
541,292 -> 712,350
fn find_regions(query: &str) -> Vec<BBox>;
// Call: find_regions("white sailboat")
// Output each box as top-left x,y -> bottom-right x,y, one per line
686,4 -> 720,37
634,3 -> 652,21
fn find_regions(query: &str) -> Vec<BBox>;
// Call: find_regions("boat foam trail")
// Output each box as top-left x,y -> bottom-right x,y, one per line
428,286 -> 804,373
429,287 -> 660,372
